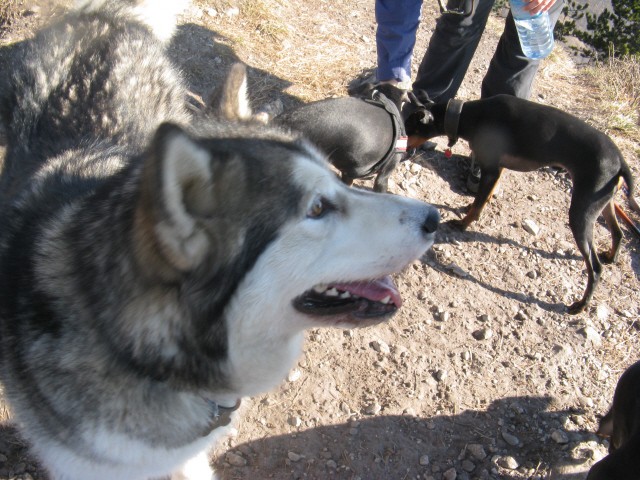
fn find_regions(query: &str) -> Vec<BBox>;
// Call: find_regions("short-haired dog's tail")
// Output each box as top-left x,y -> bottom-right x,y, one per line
75,0 -> 189,42
620,161 -> 640,214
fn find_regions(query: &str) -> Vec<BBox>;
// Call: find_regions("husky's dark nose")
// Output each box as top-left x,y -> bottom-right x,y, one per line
422,207 -> 440,235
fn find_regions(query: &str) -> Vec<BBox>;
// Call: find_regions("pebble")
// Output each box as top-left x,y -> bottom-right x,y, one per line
501,431 -> 520,446
419,454 -> 430,466
287,369 -> 302,382
467,444 -> 487,460
514,310 -> 528,321
364,402 -> 382,415
226,452 -> 247,466
472,328 -> 493,340
462,459 -> 476,472
495,455 -> 519,469
326,460 -> 337,469
288,416 -> 302,427
578,326 -> 602,346
443,467 -> 457,480
578,396 -> 594,408
523,219 -> 541,236
551,429 -> 570,444
370,340 -> 390,354
596,304 -> 610,320
288,451 -> 303,462
434,369 -> 448,382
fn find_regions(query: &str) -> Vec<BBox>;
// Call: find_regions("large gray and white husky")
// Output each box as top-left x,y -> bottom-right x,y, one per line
0,1 -> 439,479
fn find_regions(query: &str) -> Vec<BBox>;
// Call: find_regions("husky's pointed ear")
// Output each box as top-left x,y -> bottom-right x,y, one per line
207,62 -> 252,121
136,122 -> 214,273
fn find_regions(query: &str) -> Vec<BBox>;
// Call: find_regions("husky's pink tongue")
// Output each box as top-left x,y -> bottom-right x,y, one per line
331,276 -> 402,307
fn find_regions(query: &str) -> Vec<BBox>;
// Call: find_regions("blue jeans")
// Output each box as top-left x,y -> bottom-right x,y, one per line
375,0 -> 564,101
375,0 -> 423,83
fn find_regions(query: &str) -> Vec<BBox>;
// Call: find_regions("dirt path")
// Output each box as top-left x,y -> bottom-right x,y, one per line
0,1 -> 638,479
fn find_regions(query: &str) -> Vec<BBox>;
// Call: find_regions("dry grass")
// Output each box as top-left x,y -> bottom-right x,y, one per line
583,54 -> 640,134
196,0 -> 375,101
0,0 -> 23,30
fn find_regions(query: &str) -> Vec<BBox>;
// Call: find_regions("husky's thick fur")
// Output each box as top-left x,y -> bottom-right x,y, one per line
0,2 -> 439,479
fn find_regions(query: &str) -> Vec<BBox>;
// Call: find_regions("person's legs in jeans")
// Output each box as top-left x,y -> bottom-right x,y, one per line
412,0 -> 495,103
375,0 -> 423,83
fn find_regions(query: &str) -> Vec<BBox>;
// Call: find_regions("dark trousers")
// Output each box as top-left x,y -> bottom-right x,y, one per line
412,0 -> 564,102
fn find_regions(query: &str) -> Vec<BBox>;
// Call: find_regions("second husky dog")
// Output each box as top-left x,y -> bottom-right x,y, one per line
0,2 -> 439,479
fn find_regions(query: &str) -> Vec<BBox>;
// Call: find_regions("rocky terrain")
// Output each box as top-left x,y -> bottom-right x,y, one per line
0,1 -> 638,479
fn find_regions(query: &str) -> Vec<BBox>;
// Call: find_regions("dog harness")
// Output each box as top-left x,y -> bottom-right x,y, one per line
361,90 -> 408,177
444,98 -> 465,148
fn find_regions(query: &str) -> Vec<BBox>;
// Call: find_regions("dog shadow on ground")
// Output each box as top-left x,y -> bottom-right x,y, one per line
168,23 -> 305,114
214,395 -> 601,480
423,248 -> 569,314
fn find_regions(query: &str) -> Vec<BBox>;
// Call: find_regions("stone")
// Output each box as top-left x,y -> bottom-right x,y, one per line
496,455 -> 519,470
551,429 -> 569,444
467,443 -> 487,460
523,219 -> 541,236
226,452 -> 247,467
501,431 -> 520,446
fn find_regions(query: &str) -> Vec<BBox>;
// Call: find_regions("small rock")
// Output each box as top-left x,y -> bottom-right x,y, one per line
287,369 -> 302,382
419,454 -> 430,466
596,304 -> 610,320
578,396 -> 594,408
364,402 -> 382,415
288,416 -> 302,427
226,452 -> 247,467
370,340 -> 390,354
472,328 -> 493,340
443,467 -> 457,480
326,460 -> 337,469
467,443 -> 487,460
462,459 -> 476,472
514,310 -> 528,321
288,451 -> 303,462
578,326 -> 602,346
496,455 -> 519,470
501,430 -> 520,446
523,219 -> 540,236
551,429 -> 569,444
225,6 -> 240,16
434,369 -> 448,382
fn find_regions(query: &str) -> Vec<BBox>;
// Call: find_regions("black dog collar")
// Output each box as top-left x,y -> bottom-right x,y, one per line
444,98 -> 465,148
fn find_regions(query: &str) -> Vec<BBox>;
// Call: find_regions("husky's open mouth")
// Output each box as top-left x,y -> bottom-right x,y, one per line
293,276 -> 401,319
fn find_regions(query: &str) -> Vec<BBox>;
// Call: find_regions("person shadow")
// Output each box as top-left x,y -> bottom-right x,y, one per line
214,395 -> 605,480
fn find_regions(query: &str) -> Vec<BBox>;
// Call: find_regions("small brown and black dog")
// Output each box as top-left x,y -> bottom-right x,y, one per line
405,93 -> 638,314
587,360 -> 640,479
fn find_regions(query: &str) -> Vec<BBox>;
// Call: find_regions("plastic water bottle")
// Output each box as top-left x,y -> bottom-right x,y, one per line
510,0 -> 554,59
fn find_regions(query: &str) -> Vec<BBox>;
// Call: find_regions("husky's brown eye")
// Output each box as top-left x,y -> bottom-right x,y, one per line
307,196 -> 333,219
